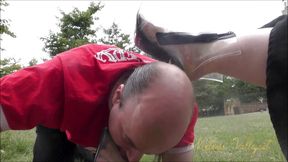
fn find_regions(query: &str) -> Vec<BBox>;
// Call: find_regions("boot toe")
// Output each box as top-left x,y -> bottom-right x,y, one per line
135,13 -> 184,69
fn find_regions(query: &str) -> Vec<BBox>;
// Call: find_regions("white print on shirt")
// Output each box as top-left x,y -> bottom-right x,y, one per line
95,47 -> 139,63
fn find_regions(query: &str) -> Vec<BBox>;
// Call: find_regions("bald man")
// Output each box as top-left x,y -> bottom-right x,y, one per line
109,62 -> 195,161
135,14 -> 287,159
0,44 -> 198,162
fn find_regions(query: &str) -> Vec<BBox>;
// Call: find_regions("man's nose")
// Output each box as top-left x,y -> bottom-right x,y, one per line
126,148 -> 142,162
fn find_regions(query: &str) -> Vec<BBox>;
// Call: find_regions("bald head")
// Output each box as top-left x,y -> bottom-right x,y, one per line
121,62 -> 194,153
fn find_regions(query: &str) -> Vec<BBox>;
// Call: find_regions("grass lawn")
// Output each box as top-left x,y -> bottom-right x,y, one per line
0,111 -> 286,162
192,111 -> 285,162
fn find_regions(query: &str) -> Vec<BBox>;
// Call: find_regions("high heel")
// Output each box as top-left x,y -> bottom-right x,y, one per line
135,13 -> 184,69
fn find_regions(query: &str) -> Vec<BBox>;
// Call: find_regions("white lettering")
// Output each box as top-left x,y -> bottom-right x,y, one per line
114,49 -> 127,62
95,48 -> 139,63
126,51 -> 138,61
95,48 -> 117,63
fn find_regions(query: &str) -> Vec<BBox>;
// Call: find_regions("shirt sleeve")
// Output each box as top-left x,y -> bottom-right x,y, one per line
167,103 -> 199,153
0,57 -> 64,131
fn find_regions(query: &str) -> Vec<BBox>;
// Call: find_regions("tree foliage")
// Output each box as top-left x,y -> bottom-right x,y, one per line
41,2 -> 140,57
99,22 -> 140,53
194,79 -> 224,116
0,0 -> 16,50
221,76 -> 266,103
0,0 -> 21,77
28,58 -> 38,66
0,58 -> 22,77
194,75 -> 266,116
41,2 -> 104,56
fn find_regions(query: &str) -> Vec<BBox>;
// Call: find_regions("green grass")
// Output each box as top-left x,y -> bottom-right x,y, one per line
0,112 -> 286,162
0,130 -> 35,162
193,112 -> 285,162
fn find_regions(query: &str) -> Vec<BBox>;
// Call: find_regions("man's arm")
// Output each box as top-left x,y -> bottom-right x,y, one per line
0,57 -> 64,131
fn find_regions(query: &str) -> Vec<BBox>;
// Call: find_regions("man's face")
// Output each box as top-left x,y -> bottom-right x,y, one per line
108,85 -> 143,162
109,83 -> 193,161
109,93 -> 143,161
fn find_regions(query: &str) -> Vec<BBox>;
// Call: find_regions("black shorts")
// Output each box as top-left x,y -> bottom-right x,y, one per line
33,125 -> 94,162
266,15 -> 287,159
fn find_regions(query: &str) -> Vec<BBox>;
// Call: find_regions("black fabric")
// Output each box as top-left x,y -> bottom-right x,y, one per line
266,15 -> 288,160
156,31 -> 236,45
33,125 -> 76,162
33,125 -> 94,162
260,15 -> 287,28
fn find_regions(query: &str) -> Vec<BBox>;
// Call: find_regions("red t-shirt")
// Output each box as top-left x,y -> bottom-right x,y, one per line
0,44 -> 198,148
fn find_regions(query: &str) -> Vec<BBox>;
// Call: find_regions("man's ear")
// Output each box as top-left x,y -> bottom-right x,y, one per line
112,84 -> 125,105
